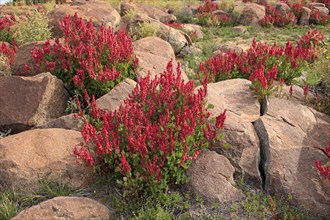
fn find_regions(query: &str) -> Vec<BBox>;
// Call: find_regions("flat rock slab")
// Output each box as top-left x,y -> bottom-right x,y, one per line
0,128 -> 88,193
206,79 -> 260,122
0,73 -> 69,133
12,196 -> 110,220
187,150 -> 244,204
96,78 -> 137,111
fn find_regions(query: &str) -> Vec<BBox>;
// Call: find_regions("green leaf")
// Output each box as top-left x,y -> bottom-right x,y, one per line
207,103 -> 215,109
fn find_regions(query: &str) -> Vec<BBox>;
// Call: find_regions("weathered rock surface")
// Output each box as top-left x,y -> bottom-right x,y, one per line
39,114 -> 84,131
12,196 -> 110,220
133,36 -> 188,80
96,78 -> 137,111
262,97 -> 330,217
299,7 -> 311,25
121,2 -> 176,22
0,128 -> 88,193
187,150 -> 244,203
238,3 -> 266,25
48,0 -> 121,37
0,73 -> 69,133
124,13 -> 189,55
181,24 -> 204,40
203,79 -> 261,185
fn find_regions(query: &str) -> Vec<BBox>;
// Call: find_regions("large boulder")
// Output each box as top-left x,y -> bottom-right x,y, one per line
203,79 -> 261,185
238,3 -> 266,25
48,0 -> 121,37
0,73 -> 69,133
261,97 -> 330,217
0,128 -> 88,193
187,150 -> 244,203
300,6 -> 312,25
133,36 -> 188,80
124,13 -> 189,55
96,78 -> 137,111
121,2 -> 176,23
12,196 -> 110,220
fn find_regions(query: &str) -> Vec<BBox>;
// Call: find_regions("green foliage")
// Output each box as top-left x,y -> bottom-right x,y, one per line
37,177 -> 73,199
112,189 -> 192,219
0,177 -> 73,220
133,21 -> 159,41
12,10 -> 52,45
0,190 -> 18,220
0,29 -> 14,44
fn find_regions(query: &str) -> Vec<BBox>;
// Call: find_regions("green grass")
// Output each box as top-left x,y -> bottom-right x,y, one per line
0,177 -> 75,220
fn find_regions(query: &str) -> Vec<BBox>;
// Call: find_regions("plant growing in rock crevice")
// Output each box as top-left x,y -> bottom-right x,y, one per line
74,60 -> 226,196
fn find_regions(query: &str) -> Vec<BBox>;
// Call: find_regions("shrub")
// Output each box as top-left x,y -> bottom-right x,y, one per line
196,0 -> 231,27
0,16 -> 15,43
309,9 -> 330,25
133,21 -> 159,41
0,42 -> 17,76
198,30 -> 324,102
12,10 -> 52,45
74,61 -> 226,196
30,13 -> 138,100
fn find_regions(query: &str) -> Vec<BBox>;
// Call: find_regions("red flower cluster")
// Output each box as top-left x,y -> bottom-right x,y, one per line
0,15 -> 15,32
198,30 -> 324,101
0,15 -> 16,43
197,0 -> 231,27
74,60 -> 226,191
197,0 -> 218,13
162,22 -> 185,29
315,141 -> 330,180
260,3 -> 297,27
30,13 -> 138,99
0,41 -> 18,65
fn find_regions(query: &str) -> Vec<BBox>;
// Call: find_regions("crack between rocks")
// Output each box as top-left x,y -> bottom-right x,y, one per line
253,118 -> 270,193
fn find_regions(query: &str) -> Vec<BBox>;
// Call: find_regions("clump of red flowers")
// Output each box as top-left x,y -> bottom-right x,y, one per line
197,0 -> 231,27
74,60 -> 226,195
29,13 -> 138,99
198,30 -> 324,102
315,141 -> 330,180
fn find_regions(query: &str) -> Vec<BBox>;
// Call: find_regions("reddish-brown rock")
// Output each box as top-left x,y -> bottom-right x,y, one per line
48,0 -> 121,37
187,150 -> 244,203
133,36 -> 188,81
12,196 -> 110,220
238,3 -> 266,25
96,78 -> 137,111
0,73 -> 69,133
0,128 -> 88,193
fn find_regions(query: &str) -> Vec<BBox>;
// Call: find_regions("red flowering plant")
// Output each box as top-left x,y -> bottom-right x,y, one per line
315,141 -> 330,180
74,60 -> 226,196
260,3 -> 297,27
29,13 -> 138,101
309,9 -> 330,25
197,0 -> 231,27
0,15 -> 16,43
198,30 -> 324,102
